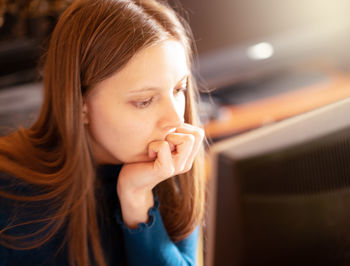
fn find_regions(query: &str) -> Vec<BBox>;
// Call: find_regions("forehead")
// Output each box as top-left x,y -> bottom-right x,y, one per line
94,40 -> 190,95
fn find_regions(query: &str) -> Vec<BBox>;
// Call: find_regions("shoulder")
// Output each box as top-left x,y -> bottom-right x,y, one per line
0,172 -> 19,235
0,171 -> 43,230
0,170 -> 34,199
0,171 -> 21,219
0,171 -> 20,191
0,170 -> 20,200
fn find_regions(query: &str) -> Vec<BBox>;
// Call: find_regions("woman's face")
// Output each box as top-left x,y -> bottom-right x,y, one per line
84,40 -> 189,165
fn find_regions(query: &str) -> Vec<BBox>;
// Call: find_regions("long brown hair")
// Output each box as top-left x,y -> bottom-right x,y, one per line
0,0 -> 206,265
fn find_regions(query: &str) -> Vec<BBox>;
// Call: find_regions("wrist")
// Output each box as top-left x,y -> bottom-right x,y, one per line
118,186 -> 154,229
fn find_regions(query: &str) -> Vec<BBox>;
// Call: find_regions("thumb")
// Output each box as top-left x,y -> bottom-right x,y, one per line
148,140 -> 175,178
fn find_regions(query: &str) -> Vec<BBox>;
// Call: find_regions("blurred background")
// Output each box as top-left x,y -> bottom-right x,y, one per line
1,0 -> 350,140
0,0 -> 73,135
176,0 -> 350,142
1,2 -> 350,266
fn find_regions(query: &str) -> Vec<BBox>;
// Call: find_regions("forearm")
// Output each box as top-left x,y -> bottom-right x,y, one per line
117,184 -> 154,229
114,196 -> 200,266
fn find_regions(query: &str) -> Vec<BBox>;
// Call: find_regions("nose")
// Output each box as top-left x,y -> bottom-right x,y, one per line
158,98 -> 184,130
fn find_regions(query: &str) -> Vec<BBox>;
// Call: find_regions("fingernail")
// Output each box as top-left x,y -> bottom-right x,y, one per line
149,149 -> 156,158
169,143 -> 175,152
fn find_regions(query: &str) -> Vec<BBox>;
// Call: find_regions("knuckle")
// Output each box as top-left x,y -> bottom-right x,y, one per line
180,163 -> 186,171
179,161 -> 191,173
159,164 -> 175,177
179,164 -> 191,174
185,168 -> 191,174
183,165 -> 191,173
149,140 -> 162,151
159,141 -> 169,150
192,128 -> 205,141
167,165 -> 175,176
184,134 -> 195,143
165,134 -> 173,141
186,161 -> 194,171
198,128 -> 205,138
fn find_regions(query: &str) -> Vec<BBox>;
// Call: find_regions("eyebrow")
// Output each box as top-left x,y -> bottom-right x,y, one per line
127,74 -> 189,94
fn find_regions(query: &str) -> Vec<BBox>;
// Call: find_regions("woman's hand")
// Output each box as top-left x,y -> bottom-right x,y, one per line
116,123 -> 204,228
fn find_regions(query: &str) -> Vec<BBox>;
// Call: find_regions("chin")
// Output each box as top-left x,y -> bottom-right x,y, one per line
121,153 -> 154,164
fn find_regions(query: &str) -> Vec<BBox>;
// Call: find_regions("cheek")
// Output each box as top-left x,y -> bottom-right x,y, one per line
114,120 -> 157,162
88,104 -> 118,140
178,96 -> 186,118
89,104 -> 155,155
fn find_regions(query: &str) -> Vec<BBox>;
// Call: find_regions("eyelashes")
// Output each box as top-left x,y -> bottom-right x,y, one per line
134,97 -> 154,108
133,86 -> 187,109
174,86 -> 187,94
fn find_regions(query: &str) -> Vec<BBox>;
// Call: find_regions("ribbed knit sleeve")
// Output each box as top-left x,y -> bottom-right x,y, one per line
114,195 -> 199,266
0,197 -> 10,266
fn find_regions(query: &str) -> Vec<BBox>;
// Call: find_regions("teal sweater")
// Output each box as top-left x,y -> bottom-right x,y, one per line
0,164 -> 199,265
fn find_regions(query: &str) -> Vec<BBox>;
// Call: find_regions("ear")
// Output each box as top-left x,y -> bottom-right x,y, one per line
82,100 -> 89,124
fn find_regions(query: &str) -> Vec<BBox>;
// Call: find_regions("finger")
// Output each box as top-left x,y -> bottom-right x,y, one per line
165,132 -> 195,173
174,124 -> 205,171
148,140 -> 175,179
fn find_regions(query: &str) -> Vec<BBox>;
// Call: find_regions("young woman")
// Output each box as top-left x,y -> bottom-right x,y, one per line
0,0 -> 206,265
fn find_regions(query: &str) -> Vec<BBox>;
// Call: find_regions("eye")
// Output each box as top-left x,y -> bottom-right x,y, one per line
174,85 -> 187,95
133,97 -> 154,108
